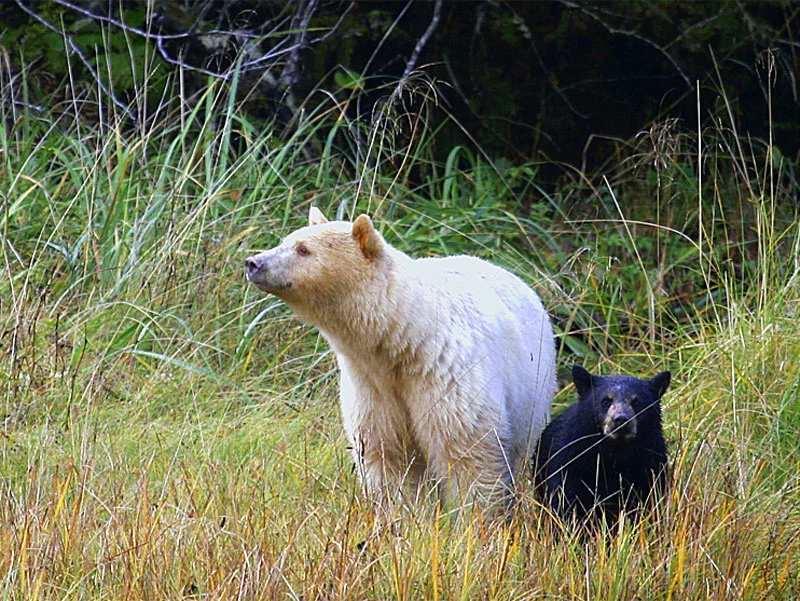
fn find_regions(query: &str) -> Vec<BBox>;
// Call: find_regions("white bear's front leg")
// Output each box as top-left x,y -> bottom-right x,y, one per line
339,365 -> 427,506
426,427 -> 515,509
348,431 -> 428,504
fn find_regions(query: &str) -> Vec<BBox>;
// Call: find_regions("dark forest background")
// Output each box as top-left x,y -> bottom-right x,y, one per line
3,0 -> 798,182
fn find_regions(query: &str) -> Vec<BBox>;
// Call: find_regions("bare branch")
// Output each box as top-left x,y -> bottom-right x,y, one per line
279,0 -> 318,90
14,0 -> 136,122
41,0 -> 351,83
49,0 -> 257,41
558,0 -> 692,88
308,2 -> 355,46
508,5 -> 588,120
402,0 -> 442,80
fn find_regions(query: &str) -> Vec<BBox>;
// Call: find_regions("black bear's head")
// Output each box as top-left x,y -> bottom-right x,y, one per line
572,365 -> 671,442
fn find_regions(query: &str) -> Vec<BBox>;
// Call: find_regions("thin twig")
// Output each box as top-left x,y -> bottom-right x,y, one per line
49,0 -> 254,41
508,4 -> 588,120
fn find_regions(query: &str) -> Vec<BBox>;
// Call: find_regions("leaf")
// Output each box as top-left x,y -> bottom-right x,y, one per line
334,67 -> 365,90
124,348 -> 227,384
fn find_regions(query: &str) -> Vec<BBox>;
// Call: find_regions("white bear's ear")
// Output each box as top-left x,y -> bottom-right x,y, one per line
308,206 -> 328,226
572,365 -> 594,397
352,214 -> 383,259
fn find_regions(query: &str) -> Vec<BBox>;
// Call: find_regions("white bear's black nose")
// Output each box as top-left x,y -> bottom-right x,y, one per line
245,256 -> 263,279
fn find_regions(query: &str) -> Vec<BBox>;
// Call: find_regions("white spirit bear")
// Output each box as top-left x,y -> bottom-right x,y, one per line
245,208 -> 556,507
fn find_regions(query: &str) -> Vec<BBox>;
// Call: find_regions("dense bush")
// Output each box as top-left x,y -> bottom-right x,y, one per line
3,1 -> 798,171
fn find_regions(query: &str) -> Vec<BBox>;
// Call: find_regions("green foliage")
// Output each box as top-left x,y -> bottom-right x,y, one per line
3,6 -> 169,110
334,66 -> 365,91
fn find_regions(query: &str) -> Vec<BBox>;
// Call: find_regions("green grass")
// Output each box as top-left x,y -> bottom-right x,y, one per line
2,56 -> 800,600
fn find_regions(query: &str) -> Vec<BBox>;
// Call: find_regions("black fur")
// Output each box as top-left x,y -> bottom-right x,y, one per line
534,365 -> 671,524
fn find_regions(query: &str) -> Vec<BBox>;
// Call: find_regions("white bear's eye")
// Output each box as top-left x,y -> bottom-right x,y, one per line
296,244 -> 311,257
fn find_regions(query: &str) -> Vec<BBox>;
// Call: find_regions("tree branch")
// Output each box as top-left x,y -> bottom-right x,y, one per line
402,0 -> 442,80
37,0 -> 352,83
14,0 -> 136,122
279,0 -> 318,90
558,0 -> 692,88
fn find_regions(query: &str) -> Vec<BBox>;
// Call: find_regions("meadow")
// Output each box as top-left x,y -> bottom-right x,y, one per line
1,62 -> 799,600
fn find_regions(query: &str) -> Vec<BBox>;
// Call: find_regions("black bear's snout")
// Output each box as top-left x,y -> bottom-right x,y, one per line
611,413 -> 630,428
606,404 -> 638,440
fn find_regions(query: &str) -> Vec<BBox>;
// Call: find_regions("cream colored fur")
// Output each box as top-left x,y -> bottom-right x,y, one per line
245,208 -> 556,507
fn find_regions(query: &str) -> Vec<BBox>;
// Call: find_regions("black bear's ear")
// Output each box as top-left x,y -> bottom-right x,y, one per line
572,365 -> 594,396
649,371 -> 671,399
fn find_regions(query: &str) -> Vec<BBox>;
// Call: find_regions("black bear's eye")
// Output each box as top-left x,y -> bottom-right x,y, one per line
601,396 -> 613,407
296,244 -> 311,257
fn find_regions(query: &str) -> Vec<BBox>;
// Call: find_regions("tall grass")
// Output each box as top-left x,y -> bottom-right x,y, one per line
1,41 -> 799,600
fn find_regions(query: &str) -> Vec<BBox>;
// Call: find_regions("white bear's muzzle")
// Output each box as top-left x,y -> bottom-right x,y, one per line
245,251 -> 293,294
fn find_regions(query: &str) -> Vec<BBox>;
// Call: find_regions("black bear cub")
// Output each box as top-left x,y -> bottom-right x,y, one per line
534,365 -> 671,525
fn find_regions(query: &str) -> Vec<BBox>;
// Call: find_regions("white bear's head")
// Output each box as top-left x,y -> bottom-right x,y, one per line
245,207 -> 387,313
